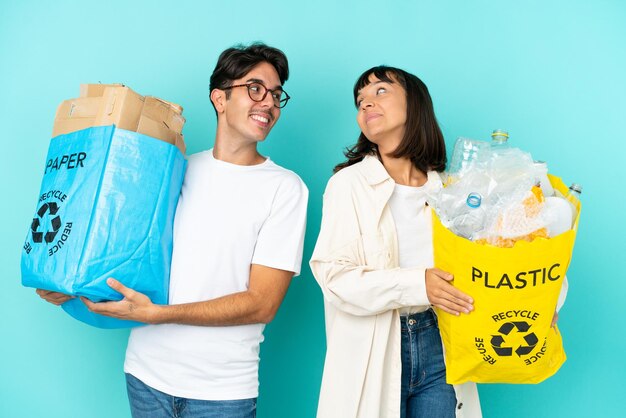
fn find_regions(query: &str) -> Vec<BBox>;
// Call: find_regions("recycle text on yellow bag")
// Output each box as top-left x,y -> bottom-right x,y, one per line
433,175 -> 580,384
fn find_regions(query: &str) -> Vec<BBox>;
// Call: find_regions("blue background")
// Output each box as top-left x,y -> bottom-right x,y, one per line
1,1 -> 624,417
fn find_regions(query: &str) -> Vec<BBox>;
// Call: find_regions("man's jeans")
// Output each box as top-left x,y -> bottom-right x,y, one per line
126,373 -> 257,418
400,309 -> 457,418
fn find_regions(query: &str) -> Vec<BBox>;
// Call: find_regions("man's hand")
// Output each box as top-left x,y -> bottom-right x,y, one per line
81,278 -> 160,324
36,289 -> 74,306
425,268 -> 474,316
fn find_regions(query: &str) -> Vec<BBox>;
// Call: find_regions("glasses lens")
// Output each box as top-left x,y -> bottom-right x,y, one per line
246,83 -> 289,108
270,90 -> 286,107
278,94 -> 289,108
247,83 -> 265,101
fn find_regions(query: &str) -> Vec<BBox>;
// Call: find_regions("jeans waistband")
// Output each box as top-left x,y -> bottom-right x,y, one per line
400,308 -> 437,330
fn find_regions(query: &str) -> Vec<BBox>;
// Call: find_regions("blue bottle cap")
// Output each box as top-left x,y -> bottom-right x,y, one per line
466,193 -> 482,208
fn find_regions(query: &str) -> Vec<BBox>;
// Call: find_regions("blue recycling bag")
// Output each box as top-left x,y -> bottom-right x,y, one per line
21,125 -> 186,328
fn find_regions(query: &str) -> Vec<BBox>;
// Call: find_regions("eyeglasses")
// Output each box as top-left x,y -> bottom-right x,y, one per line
222,82 -> 290,108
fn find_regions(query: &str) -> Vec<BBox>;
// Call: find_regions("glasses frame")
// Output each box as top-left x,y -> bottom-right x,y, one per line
222,83 -> 290,108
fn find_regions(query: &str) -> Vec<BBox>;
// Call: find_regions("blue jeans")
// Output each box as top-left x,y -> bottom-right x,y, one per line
125,373 -> 257,418
400,310 -> 456,418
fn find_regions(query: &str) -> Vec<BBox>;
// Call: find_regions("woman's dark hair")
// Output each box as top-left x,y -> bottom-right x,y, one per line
334,66 -> 446,174
209,42 -> 289,112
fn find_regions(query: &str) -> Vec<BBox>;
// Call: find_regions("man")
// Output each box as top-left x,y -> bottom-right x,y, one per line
37,43 -> 308,418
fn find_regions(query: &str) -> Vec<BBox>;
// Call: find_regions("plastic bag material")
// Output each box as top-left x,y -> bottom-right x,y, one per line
433,175 -> 579,384
21,125 -> 186,328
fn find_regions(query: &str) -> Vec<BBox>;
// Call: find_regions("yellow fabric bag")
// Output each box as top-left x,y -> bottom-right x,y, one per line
433,175 -> 580,384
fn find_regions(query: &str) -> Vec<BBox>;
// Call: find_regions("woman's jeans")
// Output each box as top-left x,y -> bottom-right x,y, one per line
125,373 -> 257,418
400,309 -> 457,418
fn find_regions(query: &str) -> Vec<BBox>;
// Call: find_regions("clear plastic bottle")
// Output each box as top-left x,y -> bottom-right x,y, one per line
452,192 -> 486,240
448,137 -> 490,180
542,196 -> 573,236
533,161 -> 555,197
569,183 -> 582,199
489,129 -> 513,171
567,183 -> 582,226
490,129 -> 510,149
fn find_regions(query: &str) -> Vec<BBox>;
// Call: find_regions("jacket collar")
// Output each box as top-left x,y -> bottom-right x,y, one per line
357,154 -> 393,186
357,154 -> 444,210
358,154 -> 443,192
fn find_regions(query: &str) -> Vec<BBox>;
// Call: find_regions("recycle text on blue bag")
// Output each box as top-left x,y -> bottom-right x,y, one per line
21,125 -> 186,328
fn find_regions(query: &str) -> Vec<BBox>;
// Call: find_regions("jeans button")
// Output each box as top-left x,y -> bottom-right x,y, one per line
408,319 -> 416,326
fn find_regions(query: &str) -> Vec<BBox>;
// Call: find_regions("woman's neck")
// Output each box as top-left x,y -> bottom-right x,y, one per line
380,153 -> 427,187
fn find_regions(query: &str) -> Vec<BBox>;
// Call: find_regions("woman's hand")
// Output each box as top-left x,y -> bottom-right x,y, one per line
425,268 -> 474,316
35,289 -> 74,306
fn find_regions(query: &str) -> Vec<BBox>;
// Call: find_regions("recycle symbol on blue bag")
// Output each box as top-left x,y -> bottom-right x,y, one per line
490,321 -> 538,357
31,202 -> 62,244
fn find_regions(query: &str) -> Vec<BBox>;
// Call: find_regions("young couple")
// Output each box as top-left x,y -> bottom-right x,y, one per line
38,43 -> 481,417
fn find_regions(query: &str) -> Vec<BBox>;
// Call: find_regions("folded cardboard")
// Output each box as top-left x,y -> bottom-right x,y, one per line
137,116 -> 185,153
53,84 -> 186,154
97,86 -> 145,130
79,83 -> 124,98
142,96 -> 185,133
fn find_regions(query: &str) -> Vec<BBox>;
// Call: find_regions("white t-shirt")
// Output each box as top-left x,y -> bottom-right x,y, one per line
387,177 -> 437,315
124,149 -> 308,400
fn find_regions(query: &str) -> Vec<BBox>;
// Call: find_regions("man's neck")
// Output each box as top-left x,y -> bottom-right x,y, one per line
212,136 -> 266,166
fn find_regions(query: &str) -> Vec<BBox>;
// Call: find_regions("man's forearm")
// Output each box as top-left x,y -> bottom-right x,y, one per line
150,290 -> 277,326
83,266 -> 292,326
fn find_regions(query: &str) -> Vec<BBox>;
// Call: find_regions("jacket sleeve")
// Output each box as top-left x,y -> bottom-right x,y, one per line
556,275 -> 568,312
309,176 -> 430,317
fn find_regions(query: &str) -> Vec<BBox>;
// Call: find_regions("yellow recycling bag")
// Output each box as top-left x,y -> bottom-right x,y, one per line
433,175 -> 580,384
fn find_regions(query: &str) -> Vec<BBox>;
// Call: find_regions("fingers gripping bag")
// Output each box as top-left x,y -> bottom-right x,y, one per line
432,174 -> 580,384
21,125 -> 186,328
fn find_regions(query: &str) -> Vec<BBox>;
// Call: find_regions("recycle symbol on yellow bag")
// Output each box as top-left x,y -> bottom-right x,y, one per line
490,321 -> 538,357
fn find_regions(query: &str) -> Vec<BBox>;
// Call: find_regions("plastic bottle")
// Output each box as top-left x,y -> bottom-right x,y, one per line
448,137 -> 490,180
541,183 -> 582,236
489,129 -> 514,170
533,161 -> 555,197
490,129 -> 510,150
567,183 -> 582,226
452,193 -> 486,240
569,183 -> 582,199
541,197 -> 573,237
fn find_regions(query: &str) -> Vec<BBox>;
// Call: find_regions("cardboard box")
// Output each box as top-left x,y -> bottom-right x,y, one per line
53,84 -> 186,154
145,96 -> 184,117
137,115 -> 186,154
96,86 -> 144,131
79,83 -> 124,98
53,86 -> 143,136
53,97 -> 100,135
142,96 -> 185,133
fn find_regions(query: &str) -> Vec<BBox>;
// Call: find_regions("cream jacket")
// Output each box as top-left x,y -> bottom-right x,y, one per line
310,155 -> 482,418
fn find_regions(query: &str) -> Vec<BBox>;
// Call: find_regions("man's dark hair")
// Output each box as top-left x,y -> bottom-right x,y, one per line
334,66 -> 446,174
209,42 -> 289,112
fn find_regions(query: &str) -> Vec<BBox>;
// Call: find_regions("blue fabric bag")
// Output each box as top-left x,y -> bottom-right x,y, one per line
21,125 -> 186,328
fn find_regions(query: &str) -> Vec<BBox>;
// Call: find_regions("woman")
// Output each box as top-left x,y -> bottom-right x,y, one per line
310,66 -> 481,418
